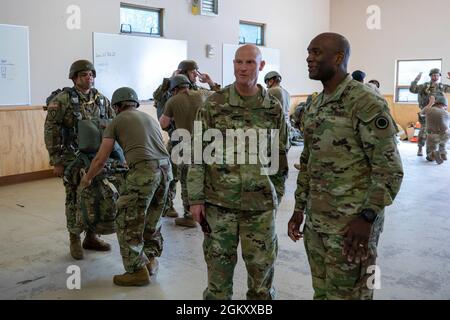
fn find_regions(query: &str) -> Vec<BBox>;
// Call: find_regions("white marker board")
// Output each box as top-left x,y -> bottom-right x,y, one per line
0,24 -> 30,106
222,44 -> 280,87
93,32 -> 187,100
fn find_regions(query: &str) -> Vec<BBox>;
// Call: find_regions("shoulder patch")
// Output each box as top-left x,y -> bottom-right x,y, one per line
375,116 -> 389,129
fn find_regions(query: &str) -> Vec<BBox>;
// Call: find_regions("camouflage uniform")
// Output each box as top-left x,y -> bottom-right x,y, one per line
187,84 -> 289,299
44,88 -> 115,235
409,80 -> 450,147
164,90 -> 208,217
295,75 -> 404,300
153,79 -> 219,216
104,109 -> 172,273
268,86 -> 291,127
423,101 -> 449,161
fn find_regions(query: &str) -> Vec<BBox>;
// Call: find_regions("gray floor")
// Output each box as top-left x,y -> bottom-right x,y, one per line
0,141 -> 449,300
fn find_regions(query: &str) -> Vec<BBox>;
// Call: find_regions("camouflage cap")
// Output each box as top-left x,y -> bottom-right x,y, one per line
69,59 -> 96,79
111,87 -> 140,107
170,74 -> 191,91
429,68 -> 441,76
264,71 -> 282,83
178,60 -> 199,72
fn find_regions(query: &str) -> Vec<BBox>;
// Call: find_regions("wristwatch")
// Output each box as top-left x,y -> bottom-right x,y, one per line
359,209 -> 377,223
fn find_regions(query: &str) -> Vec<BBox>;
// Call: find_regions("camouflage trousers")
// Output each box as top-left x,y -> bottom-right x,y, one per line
179,163 -> 190,216
418,113 -> 427,147
62,157 -> 85,235
202,204 -> 278,300
165,142 -> 178,213
116,159 -> 172,273
426,131 -> 449,158
303,214 -> 384,300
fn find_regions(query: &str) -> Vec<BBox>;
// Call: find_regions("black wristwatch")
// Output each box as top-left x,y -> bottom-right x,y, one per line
359,209 -> 377,223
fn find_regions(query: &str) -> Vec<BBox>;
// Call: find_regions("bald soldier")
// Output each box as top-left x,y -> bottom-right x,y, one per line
288,33 -> 404,300
187,44 -> 289,299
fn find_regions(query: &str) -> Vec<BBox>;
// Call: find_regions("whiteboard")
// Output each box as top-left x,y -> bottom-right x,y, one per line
93,33 -> 187,101
0,24 -> 30,106
222,44 -> 280,87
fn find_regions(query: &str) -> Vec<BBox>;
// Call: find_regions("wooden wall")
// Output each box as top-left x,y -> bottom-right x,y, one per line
1,93 -> 449,184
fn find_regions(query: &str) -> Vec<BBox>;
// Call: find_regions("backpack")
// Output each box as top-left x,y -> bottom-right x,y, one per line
77,160 -> 126,235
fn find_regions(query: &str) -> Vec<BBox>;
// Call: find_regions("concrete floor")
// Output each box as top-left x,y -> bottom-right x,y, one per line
0,141 -> 449,300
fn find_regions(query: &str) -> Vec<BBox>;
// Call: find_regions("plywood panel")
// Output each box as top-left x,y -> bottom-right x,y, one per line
0,108 -> 51,176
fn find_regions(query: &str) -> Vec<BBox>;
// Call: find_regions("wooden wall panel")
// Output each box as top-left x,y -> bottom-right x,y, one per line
0,108 -> 51,177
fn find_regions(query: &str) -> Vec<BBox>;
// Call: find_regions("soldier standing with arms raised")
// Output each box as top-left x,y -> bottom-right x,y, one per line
409,69 -> 450,156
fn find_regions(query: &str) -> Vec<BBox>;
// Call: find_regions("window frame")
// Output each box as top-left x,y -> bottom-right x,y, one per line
200,0 -> 219,16
395,58 -> 442,103
120,3 -> 164,37
239,21 -> 265,46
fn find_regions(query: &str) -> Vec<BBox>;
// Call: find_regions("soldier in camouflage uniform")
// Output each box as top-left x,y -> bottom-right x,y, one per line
264,71 -> 291,128
288,33 -> 404,300
153,60 -> 220,218
421,95 -> 449,164
409,69 -> 450,156
187,45 -> 289,300
160,75 -> 211,228
81,87 -> 172,286
44,60 -> 115,260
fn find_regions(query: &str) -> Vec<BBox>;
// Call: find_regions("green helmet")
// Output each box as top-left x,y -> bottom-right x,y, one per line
429,68 -> 441,76
264,71 -> 282,83
170,74 -> 191,91
111,87 -> 140,107
178,60 -> 199,72
69,59 -> 96,79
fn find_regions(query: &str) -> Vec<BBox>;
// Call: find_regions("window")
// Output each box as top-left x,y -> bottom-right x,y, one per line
201,0 -> 218,16
120,4 -> 163,36
239,21 -> 265,46
395,59 -> 442,103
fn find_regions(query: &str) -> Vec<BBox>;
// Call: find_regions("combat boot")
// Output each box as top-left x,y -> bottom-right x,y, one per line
434,152 -> 444,165
69,233 -> 83,260
146,257 -> 159,276
417,146 -> 423,156
175,215 -> 197,228
426,152 -> 435,162
113,267 -> 150,286
82,230 -> 111,251
164,206 -> 179,218
293,163 -> 301,170
440,153 -> 447,161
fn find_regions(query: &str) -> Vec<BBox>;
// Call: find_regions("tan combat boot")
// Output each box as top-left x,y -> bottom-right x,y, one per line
175,215 -> 197,228
293,163 -> 301,170
434,151 -> 444,165
69,233 -> 84,260
440,153 -> 447,161
82,230 -> 111,251
164,206 -> 179,218
113,267 -> 150,286
146,257 -> 159,276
